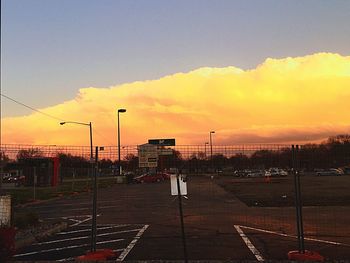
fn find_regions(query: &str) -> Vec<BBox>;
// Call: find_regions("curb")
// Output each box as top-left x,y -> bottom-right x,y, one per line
16,221 -> 68,250
15,190 -> 91,208
15,196 -> 63,208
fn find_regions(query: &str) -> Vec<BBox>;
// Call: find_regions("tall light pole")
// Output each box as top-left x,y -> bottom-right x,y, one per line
60,121 -> 95,252
60,121 -> 93,160
117,109 -> 126,176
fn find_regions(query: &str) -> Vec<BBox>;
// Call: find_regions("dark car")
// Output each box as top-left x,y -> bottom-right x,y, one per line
342,167 -> 350,175
316,168 -> 343,176
133,173 -> 165,183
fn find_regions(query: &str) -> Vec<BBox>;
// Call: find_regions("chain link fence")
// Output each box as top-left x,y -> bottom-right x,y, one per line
1,140 -> 350,260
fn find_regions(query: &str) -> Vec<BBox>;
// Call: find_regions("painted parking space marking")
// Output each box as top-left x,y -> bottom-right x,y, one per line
117,224 -> 149,261
234,225 -> 264,262
238,224 -> 350,247
66,205 -> 123,212
14,238 -> 125,257
58,224 -> 132,235
14,223 -> 148,261
45,214 -> 98,227
70,215 -> 94,226
36,228 -> 143,245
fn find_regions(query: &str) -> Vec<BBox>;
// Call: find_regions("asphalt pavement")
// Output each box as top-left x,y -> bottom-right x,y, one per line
13,176 -> 350,261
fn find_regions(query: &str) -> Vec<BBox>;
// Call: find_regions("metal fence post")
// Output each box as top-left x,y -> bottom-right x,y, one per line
176,173 -> 188,263
91,146 -> 98,252
33,167 -> 37,200
292,145 -> 305,253
296,145 -> 305,253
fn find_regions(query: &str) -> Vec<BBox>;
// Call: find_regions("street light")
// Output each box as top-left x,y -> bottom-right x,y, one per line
60,120 -> 95,252
117,109 -> 126,176
60,121 -> 93,160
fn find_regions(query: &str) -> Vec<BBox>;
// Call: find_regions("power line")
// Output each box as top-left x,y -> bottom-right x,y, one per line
1,93 -> 65,122
93,128 -> 115,146
1,93 -> 115,146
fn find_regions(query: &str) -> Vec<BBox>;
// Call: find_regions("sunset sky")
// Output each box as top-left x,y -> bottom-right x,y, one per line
1,1 -> 350,146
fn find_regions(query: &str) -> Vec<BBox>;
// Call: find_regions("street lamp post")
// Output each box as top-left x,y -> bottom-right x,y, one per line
117,109 -> 126,176
209,131 -> 215,172
60,121 -> 95,252
60,121 -> 93,160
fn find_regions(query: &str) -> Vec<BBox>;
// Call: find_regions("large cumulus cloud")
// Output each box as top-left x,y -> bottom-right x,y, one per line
2,53 -> 350,146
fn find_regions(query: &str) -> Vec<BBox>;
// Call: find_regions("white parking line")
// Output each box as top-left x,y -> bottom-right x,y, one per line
36,228 -> 142,245
14,239 -> 124,257
117,224 -> 149,261
71,216 -> 93,227
239,224 -> 350,247
58,224 -> 131,235
234,225 -> 264,262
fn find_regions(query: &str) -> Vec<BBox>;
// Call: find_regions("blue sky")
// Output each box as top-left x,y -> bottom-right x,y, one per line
2,0 -> 350,117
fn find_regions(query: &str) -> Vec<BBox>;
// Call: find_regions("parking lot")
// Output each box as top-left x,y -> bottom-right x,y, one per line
12,176 -> 350,261
15,222 -> 148,261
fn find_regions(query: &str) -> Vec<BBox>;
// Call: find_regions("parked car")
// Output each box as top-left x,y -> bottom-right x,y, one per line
341,167 -> 350,175
247,170 -> 265,177
1,173 -> 11,182
265,168 -> 288,177
133,173 -> 165,183
233,170 -> 246,177
316,168 -> 343,176
159,172 -> 171,180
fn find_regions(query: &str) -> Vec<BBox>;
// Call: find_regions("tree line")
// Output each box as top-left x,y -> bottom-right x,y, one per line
1,134 -> 349,173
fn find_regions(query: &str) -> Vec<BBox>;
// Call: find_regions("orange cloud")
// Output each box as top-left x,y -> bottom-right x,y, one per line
2,53 -> 350,146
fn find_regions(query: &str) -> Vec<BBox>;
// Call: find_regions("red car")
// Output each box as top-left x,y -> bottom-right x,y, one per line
133,173 -> 165,183
159,172 -> 171,180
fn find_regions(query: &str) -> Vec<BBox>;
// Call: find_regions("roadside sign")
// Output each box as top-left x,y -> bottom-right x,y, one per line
138,144 -> 158,168
148,139 -> 175,146
170,174 -> 187,196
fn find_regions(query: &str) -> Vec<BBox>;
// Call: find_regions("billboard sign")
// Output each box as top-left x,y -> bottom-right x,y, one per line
148,139 -> 175,146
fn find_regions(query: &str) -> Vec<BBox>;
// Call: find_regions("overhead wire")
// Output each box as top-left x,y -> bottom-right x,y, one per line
1,93 -> 65,122
1,93 -> 114,146
93,128 -> 115,146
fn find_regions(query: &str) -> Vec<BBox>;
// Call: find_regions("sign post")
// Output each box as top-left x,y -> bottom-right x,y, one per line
171,172 -> 188,263
177,174 -> 188,263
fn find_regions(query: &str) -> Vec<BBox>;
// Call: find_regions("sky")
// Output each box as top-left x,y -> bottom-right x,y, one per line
1,0 -> 350,146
